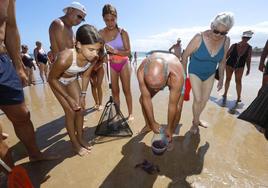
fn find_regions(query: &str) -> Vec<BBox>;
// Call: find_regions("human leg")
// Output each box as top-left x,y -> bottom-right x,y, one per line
96,67 -> 104,109
50,84 -> 87,156
44,63 -> 48,81
38,63 -> 45,82
120,63 -> 133,119
110,68 -> 120,107
0,103 -> 48,160
66,81 -> 92,151
234,68 -> 244,102
189,74 -> 203,133
197,75 -> 215,127
90,73 -> 99,107
223,66 -> 234,99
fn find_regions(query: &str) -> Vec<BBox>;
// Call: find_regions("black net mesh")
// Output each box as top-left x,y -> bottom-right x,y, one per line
95,97 -> 133,137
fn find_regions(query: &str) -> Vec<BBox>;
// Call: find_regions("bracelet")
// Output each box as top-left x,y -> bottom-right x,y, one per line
80,93 -> 86,97
81,91 -> 87,94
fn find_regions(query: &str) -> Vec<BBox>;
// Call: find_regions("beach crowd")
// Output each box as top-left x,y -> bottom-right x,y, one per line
0,0 -> 268,185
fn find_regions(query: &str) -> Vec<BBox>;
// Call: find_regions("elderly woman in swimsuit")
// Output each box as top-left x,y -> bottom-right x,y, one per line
222,31 -> 253,104
48,24 -> 104,156
99,4 -> 134,120
182,12 -> 234,134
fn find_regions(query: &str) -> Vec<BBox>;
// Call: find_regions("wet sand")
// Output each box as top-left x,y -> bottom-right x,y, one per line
0,61 -> 268,187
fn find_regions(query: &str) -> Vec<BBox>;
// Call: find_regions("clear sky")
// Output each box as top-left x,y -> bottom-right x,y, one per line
16,0 -> 268,52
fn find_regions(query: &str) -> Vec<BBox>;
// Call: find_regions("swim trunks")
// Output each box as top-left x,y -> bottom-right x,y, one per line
0,54 -> 24,105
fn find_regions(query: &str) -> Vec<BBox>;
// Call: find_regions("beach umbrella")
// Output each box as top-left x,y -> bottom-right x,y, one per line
0,159 -> 33,188
95,48 -> 133,137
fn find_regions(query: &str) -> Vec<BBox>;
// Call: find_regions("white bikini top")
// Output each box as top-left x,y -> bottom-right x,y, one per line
65,49 -> 91,75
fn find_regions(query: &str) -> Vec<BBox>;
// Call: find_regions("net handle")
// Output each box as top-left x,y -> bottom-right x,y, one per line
0,158 -> 12,172
104,47 -> 112,89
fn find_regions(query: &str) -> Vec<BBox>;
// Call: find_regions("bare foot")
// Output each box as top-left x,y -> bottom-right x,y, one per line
138,125 -> 151,134
75,147 -> 89,157
97,105 -> 103,111
198,121 -> 208,128
29,153 -> 61,162
127,114 -> 134,121
79,139 -> 93,151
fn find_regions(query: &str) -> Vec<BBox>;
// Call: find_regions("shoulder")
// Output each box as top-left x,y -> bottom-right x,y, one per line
120,28 -> 129,36
56,49 -> 73,65
49,19 -> 64,31
99,28 -> 105,35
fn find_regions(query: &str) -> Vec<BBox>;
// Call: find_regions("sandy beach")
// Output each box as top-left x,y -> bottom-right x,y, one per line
0,56 -> 268,188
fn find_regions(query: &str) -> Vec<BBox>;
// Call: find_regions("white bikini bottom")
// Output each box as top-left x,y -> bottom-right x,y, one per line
59,75 -> 78,86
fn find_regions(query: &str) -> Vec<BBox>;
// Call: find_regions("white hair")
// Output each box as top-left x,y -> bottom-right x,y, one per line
211,12 -> 234,30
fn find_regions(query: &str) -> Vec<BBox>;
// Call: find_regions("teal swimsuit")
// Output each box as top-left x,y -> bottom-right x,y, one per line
189,36 -> 225,81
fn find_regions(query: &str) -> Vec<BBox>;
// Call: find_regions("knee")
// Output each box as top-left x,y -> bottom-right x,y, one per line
112,89 -> 120,97
122,87 -> 131,96
75,109 -> 84,117
225,77 -> 231,82
194,97 -> 202,105
235,78 -> 242,85
12,110 -> 31,125
64,108 -> 76,119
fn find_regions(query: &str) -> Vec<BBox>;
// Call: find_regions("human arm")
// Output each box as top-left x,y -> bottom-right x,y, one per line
166,73 -> 184,142
137,63 -> 160,133
104,29 -> 131,57
48,50 -> 80,111
217,37 -> 230,91
33,48 -> 40,67
181,34 -> 201,75
245,46 -> 252,75
169,45 -> 174,52
80,64 -> 95,109
49,19 -> 74,57
259,40 -> 268,72
4,0 -> 28,86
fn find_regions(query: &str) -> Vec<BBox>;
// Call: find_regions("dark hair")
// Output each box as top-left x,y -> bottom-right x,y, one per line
102,4 -> 117,18
76,24 -> 103,45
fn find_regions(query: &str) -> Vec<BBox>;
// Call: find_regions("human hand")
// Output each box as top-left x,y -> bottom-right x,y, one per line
66,96 -> 81,111
105,44 -> 118,54
217,79 -> 223,91
17,68 -> 28,87
246,69 -> 250,76
151,122 -> 161,134
165,128 -> 173,143
259,63 -> 265,72
79,96 -> 86,110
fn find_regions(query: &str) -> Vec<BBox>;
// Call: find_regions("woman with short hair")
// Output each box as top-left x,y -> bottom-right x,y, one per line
182,12 -> 234,134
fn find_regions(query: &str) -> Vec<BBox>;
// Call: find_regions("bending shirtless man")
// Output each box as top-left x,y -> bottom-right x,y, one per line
137,51 -> 185,142
0,0 -> 58,163
49,1 -> 86,57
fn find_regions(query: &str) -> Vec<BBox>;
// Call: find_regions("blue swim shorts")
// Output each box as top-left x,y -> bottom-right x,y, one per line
0,54 -> 24,105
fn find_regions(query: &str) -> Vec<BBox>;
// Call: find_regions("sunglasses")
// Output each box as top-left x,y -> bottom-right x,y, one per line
76,15 -> 85,21
213,29 -> 228,36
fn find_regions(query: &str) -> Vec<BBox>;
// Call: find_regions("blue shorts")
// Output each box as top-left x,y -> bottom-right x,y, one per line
0,54 -> 24,105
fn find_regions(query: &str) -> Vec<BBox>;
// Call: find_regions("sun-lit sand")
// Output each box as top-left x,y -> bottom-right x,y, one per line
0,57 -> 268,187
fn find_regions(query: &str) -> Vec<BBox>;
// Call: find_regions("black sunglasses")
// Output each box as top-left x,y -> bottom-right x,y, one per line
77,15 -> 85,21
213,29 -> 228,36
